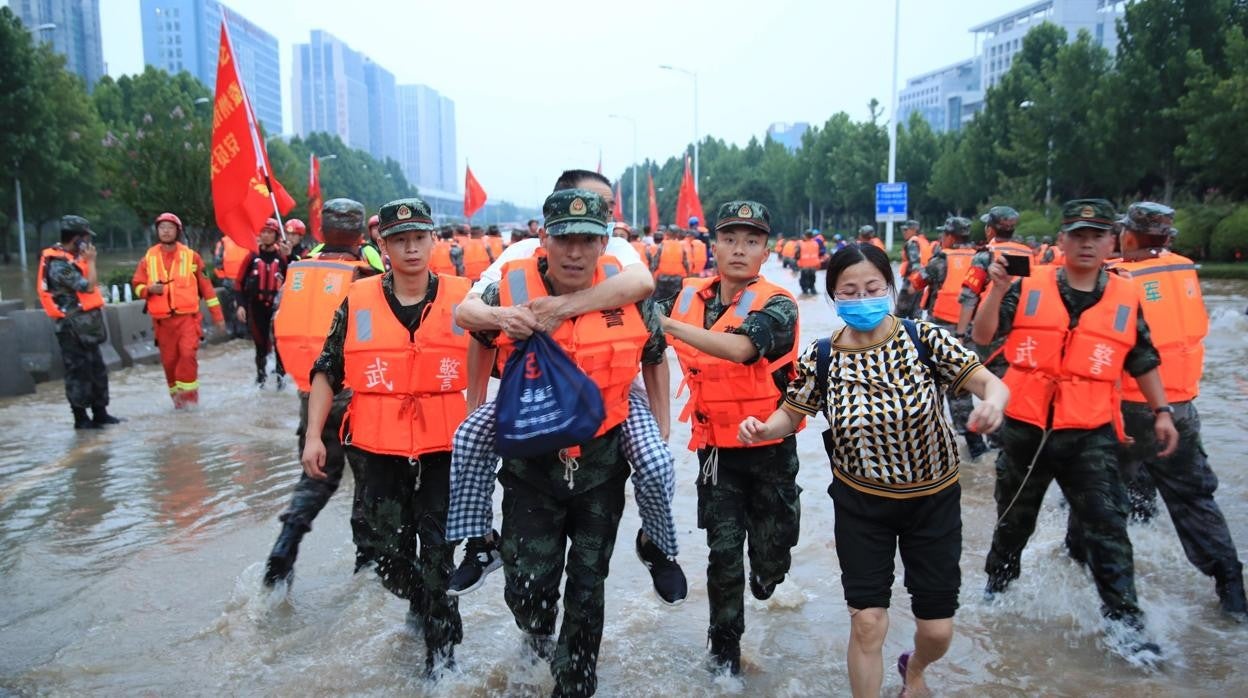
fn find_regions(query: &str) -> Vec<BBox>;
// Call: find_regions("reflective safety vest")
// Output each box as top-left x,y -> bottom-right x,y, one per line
37,247 -> 104,319
139,244 -> 203,318
1002,266 -> 1138,432
429,239 -> 459,277
687,238 -> 708,275
797,240 -> 822,269
900,235 -> 934,278
991,238 -> 1033,259
342,273 -> 472,458
486,236 -> 504,259
273,257 -> 364,392
1114,252 -> 1207,403
496,256 -> 646,438
931,248 -> 976,324
655,240 -> 687,277
461,237 -> 492,281
215,237 -> 249,281
669,276 -> 804,450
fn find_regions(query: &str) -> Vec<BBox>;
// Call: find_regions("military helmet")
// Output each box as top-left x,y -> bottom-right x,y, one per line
155,212 -> 183,233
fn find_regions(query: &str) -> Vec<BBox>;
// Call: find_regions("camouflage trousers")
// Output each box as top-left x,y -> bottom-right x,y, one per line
985,420 -> 1143,622
499,469 -> 628,698
276,393 -> 372,556
653,275 -> 684,304
895,284 -> 922,319
798,269 -> 818,295
931,321 -> 974,437
696,438 -> 802,644
1066,401 -> 1243,584
55,329 -> 109,410
348,448 -> 462,653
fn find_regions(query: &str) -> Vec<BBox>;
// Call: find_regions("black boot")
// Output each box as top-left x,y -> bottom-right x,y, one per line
73,407 -> 101,430
1215,563 -> 1248,623
264,523 -> 306,587
707,628 -> 741,675
92,405 -> 122,426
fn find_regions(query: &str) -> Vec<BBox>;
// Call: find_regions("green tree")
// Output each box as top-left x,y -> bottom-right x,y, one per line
1177,26 -> 1248,197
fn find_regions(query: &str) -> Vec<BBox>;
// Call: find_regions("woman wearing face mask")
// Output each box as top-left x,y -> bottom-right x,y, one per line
740,243 -> 1009,698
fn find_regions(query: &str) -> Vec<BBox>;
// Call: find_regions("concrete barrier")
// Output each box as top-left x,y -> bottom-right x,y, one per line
200,288 -> 233,345
9,309 -> 64,382
0,299 -> 25,318
104,301 -> 159,368
0,317 -> 36,396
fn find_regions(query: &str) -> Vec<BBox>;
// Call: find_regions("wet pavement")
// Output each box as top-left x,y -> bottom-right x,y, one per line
1,260 -> 1246,696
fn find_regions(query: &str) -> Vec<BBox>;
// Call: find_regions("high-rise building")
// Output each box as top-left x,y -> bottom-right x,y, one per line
291,30 -> 371,154
398,84 -> 457,193
139,0 -> 282,134
897,59 -> 983,134
766,122 -> 811,153
12,0 -> 105,90
363,58 -> 398,165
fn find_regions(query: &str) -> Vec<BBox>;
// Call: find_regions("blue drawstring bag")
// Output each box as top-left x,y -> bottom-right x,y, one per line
495,331 -> 606,458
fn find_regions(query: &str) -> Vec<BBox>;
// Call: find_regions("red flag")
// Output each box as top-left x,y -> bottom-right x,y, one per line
674,155 -> 704,230
647,170 -> 659,233
612,181 -> 624,223
210,21 -> 294,252
464,165 -> 488,220
307,154 -> 323,243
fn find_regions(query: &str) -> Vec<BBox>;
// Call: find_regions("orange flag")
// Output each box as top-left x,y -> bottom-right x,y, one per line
210,21 -> 293,252
307,154 -> 323,243
464,165 -> 488,220
674,154 -> 704,229
612,181 -> 624,223
647,170 -> 659,233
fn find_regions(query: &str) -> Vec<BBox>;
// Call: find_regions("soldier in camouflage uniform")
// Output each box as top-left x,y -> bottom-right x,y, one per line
37,216 -> 120,429
263,199 -> 379,588
1064,202 -> 1246,622
471,188 -> 670,697
658,200 -> 801,676
301,197 -> 465,678
972,199 -> 1180,664
896,220 -> 926,318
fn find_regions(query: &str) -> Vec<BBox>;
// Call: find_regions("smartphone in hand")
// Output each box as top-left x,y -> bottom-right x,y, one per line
1003,254 -> 1031,277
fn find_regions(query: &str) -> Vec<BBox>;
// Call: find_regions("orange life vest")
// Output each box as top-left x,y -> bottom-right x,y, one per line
669,276 -> 804,450
1002,266 -> 1138,432
797,240 -> 822,269
900,235 -> 934,277
630,240 -> 647,258
341,273 -> 472,458
273,257 -> 364,392
461,237 -> 492,281
1114,252 -> 1206,403
991,238 -> 1033,259
868,238 -> 886,251
495,256 -> 647,438
655,240 -> 687,277
37,247 -> 104,319
429,239 -> 459,277
140,244 -> 203,318
215,237 -> 248,281
687,238 -> 708,275
486,236 -> 504,259
931,248 -> 976,324
1036,243 -> 1051,264
781,239 -> 798,259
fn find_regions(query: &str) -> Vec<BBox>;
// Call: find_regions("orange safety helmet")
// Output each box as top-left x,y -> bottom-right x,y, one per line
155,211 -> 183,233
284,218 -> 306,235
261,218 -> 281,235
368,215 -> 380,229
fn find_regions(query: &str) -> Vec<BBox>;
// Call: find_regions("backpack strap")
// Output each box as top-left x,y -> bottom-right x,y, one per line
815,336 -> 832,402
901,318 -> 938,382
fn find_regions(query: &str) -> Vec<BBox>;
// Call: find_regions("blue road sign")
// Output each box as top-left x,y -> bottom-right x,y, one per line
875,182 -> 908,222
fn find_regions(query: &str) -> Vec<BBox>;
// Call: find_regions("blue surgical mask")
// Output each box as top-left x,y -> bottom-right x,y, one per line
834,296 -> 893,331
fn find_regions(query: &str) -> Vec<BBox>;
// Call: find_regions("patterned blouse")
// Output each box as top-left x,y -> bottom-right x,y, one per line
785,316 -> 983,499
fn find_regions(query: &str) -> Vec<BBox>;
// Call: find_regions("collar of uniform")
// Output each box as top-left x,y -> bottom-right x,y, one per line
380,270 -> 438,303
697,276 -> 762,304
1056,266 -> 1108,294
1121,247 -> 1167,263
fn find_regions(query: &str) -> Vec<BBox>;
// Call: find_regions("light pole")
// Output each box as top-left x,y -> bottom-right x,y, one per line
1019,100 -> 1053,215
884,0 -> 901,251
659,64 -> 699,193
609,114 -> 638,227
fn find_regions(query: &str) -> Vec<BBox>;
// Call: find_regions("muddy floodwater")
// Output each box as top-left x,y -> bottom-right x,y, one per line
2,259 -> 1246,696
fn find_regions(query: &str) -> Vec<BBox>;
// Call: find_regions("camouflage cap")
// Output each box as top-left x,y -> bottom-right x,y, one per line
543,188 -> 609,237
714,200 -> 771,235
858,224 -> 876,236
377,198 -> 436,239
60,215 -> 95,237
903,219 -> 919,230
942,216 -> 972,236
1042,235 -> 1054,244
1061,199 -> 1116,233
1123,201 -> 1176,236
981,205 -> 1020,232
322,198 -> 365,234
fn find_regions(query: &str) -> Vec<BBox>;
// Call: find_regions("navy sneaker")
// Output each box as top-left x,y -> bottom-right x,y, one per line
635,530 -> 687,605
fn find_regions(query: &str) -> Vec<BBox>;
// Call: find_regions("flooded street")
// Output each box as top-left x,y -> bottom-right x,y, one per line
2,258 -> 1246,696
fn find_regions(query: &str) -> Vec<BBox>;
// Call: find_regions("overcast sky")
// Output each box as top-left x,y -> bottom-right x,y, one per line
88,0 -> 1023,205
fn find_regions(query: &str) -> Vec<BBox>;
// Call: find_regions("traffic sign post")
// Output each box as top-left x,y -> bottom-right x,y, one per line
875,182 -> 908,223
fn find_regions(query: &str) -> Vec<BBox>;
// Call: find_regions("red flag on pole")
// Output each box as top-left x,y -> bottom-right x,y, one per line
210,21 -> 294,252
647,170 -> 659,233
464,165 -> 488,220
307,154 -> 323,243
674,154 -> 704,229
612,181 -> 624,223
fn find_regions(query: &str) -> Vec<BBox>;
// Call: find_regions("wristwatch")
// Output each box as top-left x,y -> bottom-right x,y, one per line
1154,405 -> 1174,416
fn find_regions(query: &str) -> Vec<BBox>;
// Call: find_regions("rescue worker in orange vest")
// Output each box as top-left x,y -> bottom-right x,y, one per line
485,224 -> 506,259
213,234 -> 250,338
236,219 -> 290,389
684,227 -> 709,277
651,229 -> 691,301
284,218 -> 309,260
1038,234 -> 1059,265
660,200 -> 802,675
923,217 -> 984,458
460,225 -> 495,282
132,212 -> 225,409
627,227 -> 648,260
972,199 -> 1179,666
429,225 -> 465,277
300,197 -> 469,678
795,228 -> 824,295
264,198 -> 380,588
361,214 -> 388,272
780,237 -> 800,270
857,224 -> 886,252
468,188 -> 670,697
1063,202 -> 1247,622
37,215 -> 119,429
897,220 -> 934,318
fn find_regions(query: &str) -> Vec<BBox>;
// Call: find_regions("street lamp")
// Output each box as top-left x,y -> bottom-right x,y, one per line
659,64 -> 699,193
609,114 -> 638,227
1019,100 -> 1053,215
